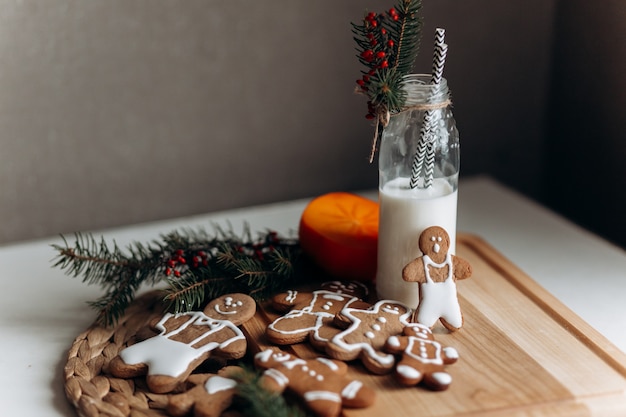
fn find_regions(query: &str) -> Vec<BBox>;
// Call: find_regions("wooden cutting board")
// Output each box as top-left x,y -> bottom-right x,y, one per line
241,234 -> 626,417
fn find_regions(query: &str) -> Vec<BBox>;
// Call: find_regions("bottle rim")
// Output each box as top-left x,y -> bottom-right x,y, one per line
402,74 -> 449,105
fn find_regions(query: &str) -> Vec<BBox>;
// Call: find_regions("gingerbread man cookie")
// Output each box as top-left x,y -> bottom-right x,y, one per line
167,366 -> 241,417
325,299 -> 412,374
109,293 -> 256,393
384,323 -> 458,390
266,281 -> 370,350
402,226 -> 472,331
254,349 -> 375,417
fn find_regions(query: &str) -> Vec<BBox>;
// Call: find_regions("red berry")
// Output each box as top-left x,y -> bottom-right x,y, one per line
356,79 -> 365,86
165,267 -> 171,276
365,113 -> 375,120
381,28 -> 387,35
167,259 -> 176,268
392,14 -> 399,21
361,49 -> 374,62
175,249 -> 184,256
174,270 -> 181,277
376,51 -> 386,59
380,60 -> 389,69
178,256 -> 186,264
387,40 -> 395,48
389,8 -> 398,16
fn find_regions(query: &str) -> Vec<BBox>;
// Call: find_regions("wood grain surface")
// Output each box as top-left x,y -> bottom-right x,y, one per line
241,234 -> 626,417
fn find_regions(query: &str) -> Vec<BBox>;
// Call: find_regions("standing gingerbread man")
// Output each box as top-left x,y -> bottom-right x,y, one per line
402,226 -> 472,331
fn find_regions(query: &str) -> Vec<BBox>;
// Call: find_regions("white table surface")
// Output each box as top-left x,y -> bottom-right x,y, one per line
2,175 -> 625,416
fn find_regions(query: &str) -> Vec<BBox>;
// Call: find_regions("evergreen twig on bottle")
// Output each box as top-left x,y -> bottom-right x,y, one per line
352,0 -> 423,161
51,225 -> 302,326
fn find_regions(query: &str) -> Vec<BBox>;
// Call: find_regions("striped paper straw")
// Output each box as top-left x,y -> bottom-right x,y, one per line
410,28 -> 448,189
409,111 -> 434,189
431,28 -> 447,84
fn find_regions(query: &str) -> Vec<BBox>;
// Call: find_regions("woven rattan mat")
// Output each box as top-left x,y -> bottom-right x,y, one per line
63,291 -> 179,417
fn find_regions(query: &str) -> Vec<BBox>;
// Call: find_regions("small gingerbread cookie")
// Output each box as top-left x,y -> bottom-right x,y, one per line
402,226 -> 472,331
384,323 -> 459,390
266,281 -> 370,350
109,293 -> 255,394
254,349 -> 375,417
167,366 -> 241,417
325,299 -> 412,374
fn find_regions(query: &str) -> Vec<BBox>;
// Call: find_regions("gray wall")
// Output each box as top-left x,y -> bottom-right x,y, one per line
544,0 -> 626,247
1,1 -> 619,247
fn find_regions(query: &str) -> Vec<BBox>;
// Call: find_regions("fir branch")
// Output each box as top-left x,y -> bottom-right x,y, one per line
51,225 -> 302,326
390,0 -> 422,75
163,274 -> 213,313
231,366 -> 310,417
352,0 -> 423,121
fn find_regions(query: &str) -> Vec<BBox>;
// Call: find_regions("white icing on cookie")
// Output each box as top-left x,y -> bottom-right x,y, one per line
285,290 -> 298,303
214,296 -> 244,315
316,357 -> 339,371
205,375 -> 237,395
387,335 -> 400,348
268,290 -> 362,342
443,346 -> 459,360
397,364 -> 422,380
264,368 -> 289,388
431,371 -> 452,386
119,311 -> 245,377
304,391 -> 341,403
323,294 -> 346,301
329,300 -> 412,367
403,337 -> 443,365
341,380 -> 363,399
417,253 -> 463,329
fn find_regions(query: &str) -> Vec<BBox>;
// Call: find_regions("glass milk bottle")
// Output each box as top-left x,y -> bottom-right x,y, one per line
376,74 -> 460,308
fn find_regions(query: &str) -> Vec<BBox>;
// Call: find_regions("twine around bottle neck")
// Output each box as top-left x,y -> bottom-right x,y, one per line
399,98 -> 452,112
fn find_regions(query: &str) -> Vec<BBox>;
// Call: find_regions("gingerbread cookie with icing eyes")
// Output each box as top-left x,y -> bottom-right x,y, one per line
109,293 -> 255,394
266,281 -> 370,350
384,323 -> 459,390
254,349 -> 375,417
324,299 -> 412,374
402,226 -> 472,331
167,366 -> 241,417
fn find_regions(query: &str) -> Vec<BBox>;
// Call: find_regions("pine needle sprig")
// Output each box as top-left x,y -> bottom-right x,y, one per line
51,225 -> 302,326
352,0 -> 423,161
353,0 -> 422,115
231,365 -> 310,417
